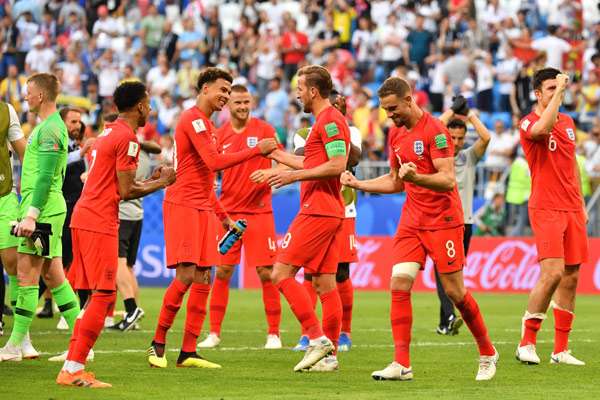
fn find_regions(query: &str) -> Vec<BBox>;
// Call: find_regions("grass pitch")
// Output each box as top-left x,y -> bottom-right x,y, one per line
1,289 -> 598,400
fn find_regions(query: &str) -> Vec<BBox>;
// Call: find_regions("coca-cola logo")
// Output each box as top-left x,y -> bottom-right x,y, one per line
423,240 -> 540,291
349,239 -> 383,288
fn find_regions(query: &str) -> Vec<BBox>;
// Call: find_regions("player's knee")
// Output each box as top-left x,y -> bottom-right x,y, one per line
216,267 -> 233,281
194,267 -> 211,284
444,286 -> 466,304
540,268 -> 563,286
336,263 -> 350,283
313,275 -> 336,295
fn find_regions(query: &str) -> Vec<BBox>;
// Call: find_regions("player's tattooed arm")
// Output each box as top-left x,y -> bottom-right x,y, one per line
117,166 -> 176,200
341,168 -> 404,194
529,73 -> 569,140
400,157 -> 456,192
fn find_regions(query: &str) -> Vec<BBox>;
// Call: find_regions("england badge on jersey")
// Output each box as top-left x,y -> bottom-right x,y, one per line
413,140 -> 424,155
566,128 -> 575,141
191,118 -> 207,133
247,136 -> 258,148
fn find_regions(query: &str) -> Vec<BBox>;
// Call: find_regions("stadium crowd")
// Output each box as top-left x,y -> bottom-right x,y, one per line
1,0 -> 600,234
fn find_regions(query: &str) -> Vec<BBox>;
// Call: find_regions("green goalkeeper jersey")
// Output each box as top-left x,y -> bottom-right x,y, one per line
20,111 -> 68,218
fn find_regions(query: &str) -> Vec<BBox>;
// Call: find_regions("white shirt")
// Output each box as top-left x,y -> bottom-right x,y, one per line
59,61 -> 82,96
531,35 -> 571,70
25,48 -> 56,73
256,50 -> 280,80
5,103 -> 24,193
378,23 -> 407,61
475,60 -> 494,92
146,68 -> 177,96
485,131 -> 518,170
93,17 -> 124,49
352,29 -> 378,62
495,58 -> 521,95
97,61 -> 120,97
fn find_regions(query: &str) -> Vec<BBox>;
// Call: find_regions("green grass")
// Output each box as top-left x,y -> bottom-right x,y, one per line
1,289 -> 599,399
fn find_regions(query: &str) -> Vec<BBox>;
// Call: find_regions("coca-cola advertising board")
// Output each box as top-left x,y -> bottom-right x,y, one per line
241,237 -> 600,293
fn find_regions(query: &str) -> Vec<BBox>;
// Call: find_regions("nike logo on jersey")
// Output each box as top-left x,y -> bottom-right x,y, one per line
222,143 -> 232,150
448,260 -> 456,265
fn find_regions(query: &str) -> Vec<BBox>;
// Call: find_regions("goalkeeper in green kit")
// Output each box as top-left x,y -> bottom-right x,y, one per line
0,73 -> 80,362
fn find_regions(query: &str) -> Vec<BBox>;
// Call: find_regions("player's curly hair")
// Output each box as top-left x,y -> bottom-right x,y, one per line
532,67 -> 561,90
113,81 -> 147,112
298,65 -> 333,98
197,67 -> 233,91
377,77 -> 410,99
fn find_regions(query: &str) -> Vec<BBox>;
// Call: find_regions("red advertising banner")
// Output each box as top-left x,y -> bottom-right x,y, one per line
241,237 -> 600,294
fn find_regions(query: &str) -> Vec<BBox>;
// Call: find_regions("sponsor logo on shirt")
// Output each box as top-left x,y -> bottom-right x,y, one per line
434,133 -> 448,149
413,140 -> 424,155
325,122 -> 340,137
566,128 -> 575,141
222,143 -> 232,151
247,136 -> 258,148
191,118 -> 207,133
127,141 -> 139,157
520,119 -> 530,131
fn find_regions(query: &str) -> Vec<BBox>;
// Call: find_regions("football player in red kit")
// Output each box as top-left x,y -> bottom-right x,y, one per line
341,77 -> 497,381
148,68 -> 277,369
516,68 -> 588,366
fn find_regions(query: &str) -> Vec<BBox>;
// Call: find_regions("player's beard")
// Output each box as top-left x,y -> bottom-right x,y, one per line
392,116 -> 405,127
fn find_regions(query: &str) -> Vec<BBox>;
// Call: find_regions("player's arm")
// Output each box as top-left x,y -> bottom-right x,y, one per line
7,103 -> 25,162
574,156 -> 588,223
347,126 -> 362,168
341,168 -> 404,194
15,127 -> 62,237
269,148 -> 305,170
117,166 -> 175,200
528,73 -> 569,140
190,126 -> 277,171
140,140 -> 162,154
400,156 -> 456,192
439,109 -> 454,126
9,137 -> 26,163
468,111 -> 491,159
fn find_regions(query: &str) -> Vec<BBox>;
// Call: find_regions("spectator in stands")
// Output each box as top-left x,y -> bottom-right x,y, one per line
578,72 -> 600,131
140,4 -> 165,64
146,54 -> 177,97
25,35 -> 56,74
159,135 -> 175,167
264,77 -> 288,144
530,25 -> 582,70
59,47 -> 83,97
0,63 -> 25,114
0,14 -> 19,79
94,48 -> 120,102
332,0 -> 356,50
177,17 -> 204,68
485,119 -> 519,196
15,11 -> 38,71
474,51 -> 495,113
158,20 -> 178,64
442,46 -> 470,92
378,13 -> 406,78
474,192 -> 507,236
406,14 -> 434,75
157,92 -> 181,135
581,123 -> 600,160
92,5 -> 123,51
280,18 -> 308,83
495,46 -> 521,112
351,15 -> 378,82
510,61 -> 534,118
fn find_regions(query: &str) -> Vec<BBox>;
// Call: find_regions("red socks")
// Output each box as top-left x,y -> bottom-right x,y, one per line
455,291 -> 495,356
320,288 -> 342,351
391,290 -> 412,367
261,280 -> 281,335
520,318 -> 542,346
70,291 -> 115,364
182,283 -> 210,352
553,307 -> 574,354
302,279 -> 318,309
276,277 -> 323,339
154,279 -> 189,344
337,279 -> 353,334
209,277 -> 230,336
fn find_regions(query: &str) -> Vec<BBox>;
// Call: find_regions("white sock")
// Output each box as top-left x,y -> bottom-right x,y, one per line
65,360 -> 85,374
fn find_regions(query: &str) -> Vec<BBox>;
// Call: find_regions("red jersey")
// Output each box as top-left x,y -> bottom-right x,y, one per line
281,31 -> 308,64
217,118 -> 277,214
70,118 -> 139,236
165,106 -> 262,210
300,106 -> 350,218
519,112 -> 582,211
388,112 -> 463,230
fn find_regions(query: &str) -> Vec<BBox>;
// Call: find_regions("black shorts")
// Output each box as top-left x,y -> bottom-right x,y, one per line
118,219 -> 143,267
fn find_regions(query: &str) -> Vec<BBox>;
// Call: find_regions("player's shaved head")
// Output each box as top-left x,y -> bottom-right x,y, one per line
533,67 -> 561,90
377,77 -> 411,99
197,67 -> 233,91
298,65 -> 333,98
113,81 -> 148,112
27,73 -> 60,102
231,84 -> 249,93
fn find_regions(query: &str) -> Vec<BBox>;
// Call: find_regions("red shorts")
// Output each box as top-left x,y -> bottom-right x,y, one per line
219,212 -> 277,268
68,228 -> 118,291
393,224 -> 465,274
277,214 -> 343,274
163,201 -> 219,268
338,218 -> 358,263
529,209 -> 589,265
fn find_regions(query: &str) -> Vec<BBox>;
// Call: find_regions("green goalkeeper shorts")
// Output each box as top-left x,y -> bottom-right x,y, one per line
0,192 -> 19,250
18,212 -> 66,259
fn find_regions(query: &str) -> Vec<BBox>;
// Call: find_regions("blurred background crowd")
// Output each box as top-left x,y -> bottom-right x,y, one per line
1,0 -> 600,236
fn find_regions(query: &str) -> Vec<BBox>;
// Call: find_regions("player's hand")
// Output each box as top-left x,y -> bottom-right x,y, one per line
556,73 -> 569,92
80,137 -> 96,156
267,170 -> 297,189
398,162 -> 417,182
257,138 -> 278,155
222,216 -> 235,231
15,216 -> 36,238
80,171 -> 88,183
340,171 -> 359,188
250,168 -> 274,183
159,166 -> 176,186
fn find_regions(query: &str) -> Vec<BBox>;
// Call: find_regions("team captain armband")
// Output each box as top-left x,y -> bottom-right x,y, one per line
325,140 -> 347,158
434,133 -> 448,149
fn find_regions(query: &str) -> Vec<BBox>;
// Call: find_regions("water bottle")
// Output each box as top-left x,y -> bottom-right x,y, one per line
218,219 -> 247,255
